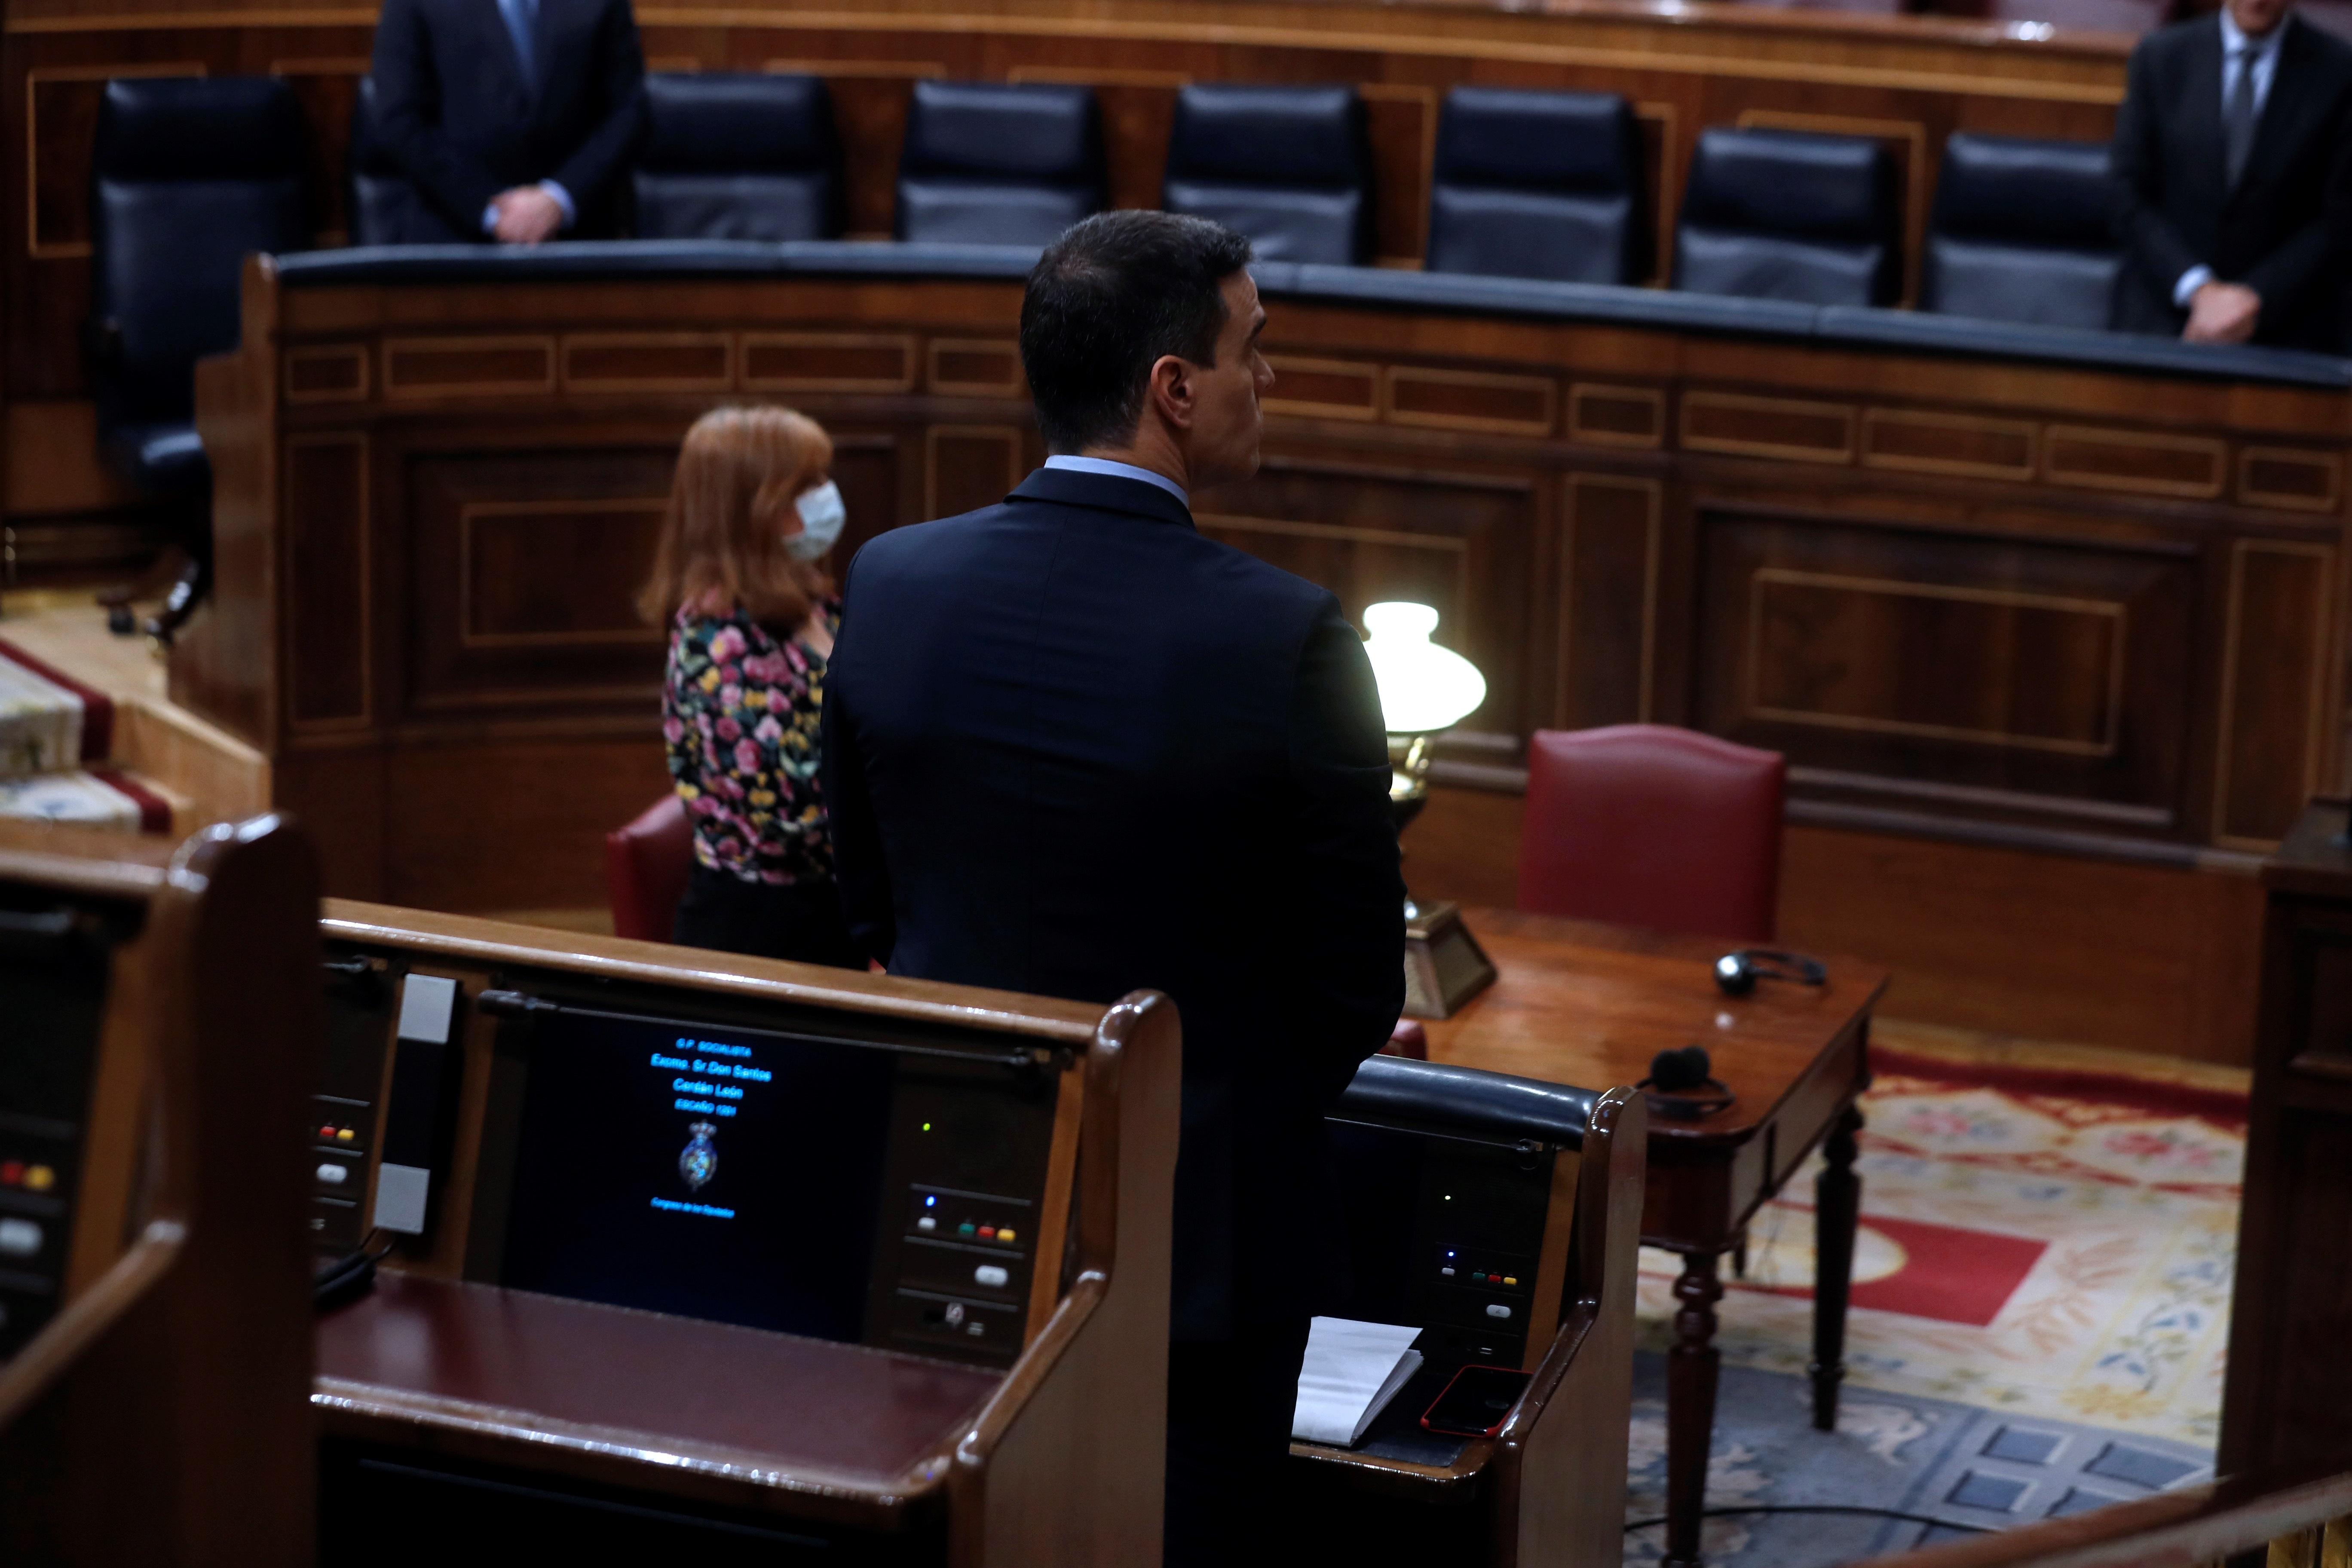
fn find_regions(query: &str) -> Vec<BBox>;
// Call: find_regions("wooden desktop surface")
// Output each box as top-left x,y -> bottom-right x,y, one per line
1426,908 -> 1888,1140
316,1272 -> 1002,1517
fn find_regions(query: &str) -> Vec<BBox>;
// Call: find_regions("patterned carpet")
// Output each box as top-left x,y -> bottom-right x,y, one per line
1624,1032 -> 2247,1567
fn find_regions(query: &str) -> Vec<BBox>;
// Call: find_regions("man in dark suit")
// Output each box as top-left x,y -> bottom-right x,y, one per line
369,0 -> 647,243
822,211 -> 1405,1565
2110,0 -> 2352,351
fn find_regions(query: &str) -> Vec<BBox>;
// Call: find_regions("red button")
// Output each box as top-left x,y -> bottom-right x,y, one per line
0,1162 -> 19,1186
319,1126 -> 337,1140
977,1226 -> 996,1240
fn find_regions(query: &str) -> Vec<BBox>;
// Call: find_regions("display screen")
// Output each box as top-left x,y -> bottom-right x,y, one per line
501,1011 -> 897,1340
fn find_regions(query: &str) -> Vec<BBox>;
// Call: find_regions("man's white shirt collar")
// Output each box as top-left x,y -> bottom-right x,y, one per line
1042,454 -> 1190,507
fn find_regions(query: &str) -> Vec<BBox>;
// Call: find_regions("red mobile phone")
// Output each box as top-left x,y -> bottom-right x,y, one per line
1419,1364 -> 1531,1438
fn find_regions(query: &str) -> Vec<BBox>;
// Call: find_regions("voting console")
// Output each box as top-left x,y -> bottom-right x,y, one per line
0,815 -> 320,1567
307,901 -> 1178,1566
1304,1060 -> 1647,1568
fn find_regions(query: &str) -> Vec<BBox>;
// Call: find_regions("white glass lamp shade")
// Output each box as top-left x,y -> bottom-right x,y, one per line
1363,601 -> 1486,735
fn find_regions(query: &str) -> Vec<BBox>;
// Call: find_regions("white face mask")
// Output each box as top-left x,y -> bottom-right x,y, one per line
787,480 -> 845,561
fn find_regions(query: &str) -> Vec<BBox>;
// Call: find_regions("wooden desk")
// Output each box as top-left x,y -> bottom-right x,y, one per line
1424,907 -> 1889,1568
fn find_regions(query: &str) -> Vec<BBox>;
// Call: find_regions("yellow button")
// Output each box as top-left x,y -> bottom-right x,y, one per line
1503,1276 -> 1518,1286
22,1166 -> 54,1192
336,1129 -> 355,1142
998,1228 -> 1017,1243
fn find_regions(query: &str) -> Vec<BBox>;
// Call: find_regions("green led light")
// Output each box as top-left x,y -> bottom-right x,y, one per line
922,1122 -> 932,1132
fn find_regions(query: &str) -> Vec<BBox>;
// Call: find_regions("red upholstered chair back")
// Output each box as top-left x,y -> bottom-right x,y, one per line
1517,724 -> 1785,942
606,793 -> 694,942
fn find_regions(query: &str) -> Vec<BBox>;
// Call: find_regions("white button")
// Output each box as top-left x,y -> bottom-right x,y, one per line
1485,1303 -> 1512,1320
916,1216 -> 936,1231
1439,1266 -> 1455,1277
973,1264 -> 1010,1288
316,1163 -> 349,1185
0,1218 -> 41,1257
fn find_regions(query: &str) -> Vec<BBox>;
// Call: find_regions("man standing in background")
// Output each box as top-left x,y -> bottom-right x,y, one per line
2110,0 -> 2352,351
370,0 -> 647,243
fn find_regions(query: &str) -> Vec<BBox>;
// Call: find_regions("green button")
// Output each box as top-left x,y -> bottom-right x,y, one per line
958,1222 -> 976,1236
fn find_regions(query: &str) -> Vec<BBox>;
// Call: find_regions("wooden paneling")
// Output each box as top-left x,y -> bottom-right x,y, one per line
1695,513 -> 2195,826
560,333 -> 732,393
383,738 -> 672,911
1682,392 -> 1856,464
744,332 -> 917,393
284,434 -> 369,729
1558,473 -> 1660,729
2215,542 -> 2336,848
1860,407 -> 2035,481
925,424 -> 1025,519
284,344 -> 368,405
1568,383 -> 1665,450
407,450 -> 673,713
1388,365 -> 1556,437
2044,424 -> 2226,499
2241,447 -> 2344,515
383,337 -> 556,400
1264,356 -> 1381,422
928,339 -> 1023,398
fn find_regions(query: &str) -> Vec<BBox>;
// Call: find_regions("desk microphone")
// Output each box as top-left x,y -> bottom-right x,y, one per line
1712,949 -> 1828,997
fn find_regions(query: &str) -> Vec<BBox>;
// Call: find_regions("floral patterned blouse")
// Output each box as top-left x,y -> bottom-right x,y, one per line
661,600 -> 841,886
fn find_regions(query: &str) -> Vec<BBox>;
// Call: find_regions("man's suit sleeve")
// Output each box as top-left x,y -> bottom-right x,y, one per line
2241,78 -> 2352,322
2111,38 -> 2202,300
821,569 -> 896,968
369,0 -> 504,230
551,0 -> 649,219
1281,597 -> 1407,1103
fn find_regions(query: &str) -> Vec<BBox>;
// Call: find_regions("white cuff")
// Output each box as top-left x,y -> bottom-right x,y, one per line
2173,265 -> 2215,309
538,180 -> 576,230
481,201 -> 501,236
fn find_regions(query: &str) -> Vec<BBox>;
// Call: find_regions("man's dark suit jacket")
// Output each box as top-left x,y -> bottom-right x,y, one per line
2110,12 -> 2352,352
369,0 -> 647,239
822,466 -> 1406,1339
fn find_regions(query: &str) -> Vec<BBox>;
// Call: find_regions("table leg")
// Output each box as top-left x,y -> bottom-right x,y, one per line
1810,1104 -> 1864,1432
1664,1250 -> 1723,1568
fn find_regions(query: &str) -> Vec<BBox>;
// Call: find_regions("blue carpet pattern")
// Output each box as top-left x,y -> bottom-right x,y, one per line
1621,1351 -> 2213,1568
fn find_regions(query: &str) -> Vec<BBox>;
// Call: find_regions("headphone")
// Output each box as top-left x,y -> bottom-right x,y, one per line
1712,948 -> 1828,997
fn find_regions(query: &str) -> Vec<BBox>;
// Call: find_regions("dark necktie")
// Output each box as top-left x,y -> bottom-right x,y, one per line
2225,42 -> 2262,190
498,0 -> 539,97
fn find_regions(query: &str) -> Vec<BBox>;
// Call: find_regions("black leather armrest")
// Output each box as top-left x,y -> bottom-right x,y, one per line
1335,1055 -> 1598,1150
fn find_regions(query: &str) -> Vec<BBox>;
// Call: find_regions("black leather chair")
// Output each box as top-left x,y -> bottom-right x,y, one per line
1672,126 -> 1899,307
637,73 -> 841,241
349,75 -> 465,245
1162,84 -> 1372,265
1424,87 -> 1646,285
1922,132 -> 2119,330
894,81 -> 1102,246
90,76 -> 309,496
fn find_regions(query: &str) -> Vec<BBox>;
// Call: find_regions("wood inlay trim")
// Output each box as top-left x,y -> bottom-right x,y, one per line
1859,407 -> 2037,481
560,331 -> 735,393
2239,446 -> 2344,515
26,61 -> 206,258
1262,356 -> 1382,422
1005,64 -> 1189,87
742,331 -> 918,393
382,335 -> 557,399
927,338 -> 1024,398
1566,383 -> 1664,449
1681,390 -> 1856,464
1560,474 -> 1663,723
1744,567 -> 2128,757
455,497 -> 671,650
762,56 -> 946,78
284,343 -> 370,405
283,432 -> 371,732
266,55 -> 370,74
1387,365 -> 1557,437
2043,424 -> 2226,499
2212,537 -> 2337,850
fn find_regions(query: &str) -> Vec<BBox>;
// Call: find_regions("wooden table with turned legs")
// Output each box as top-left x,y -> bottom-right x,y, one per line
1418,909 -> 1890,1568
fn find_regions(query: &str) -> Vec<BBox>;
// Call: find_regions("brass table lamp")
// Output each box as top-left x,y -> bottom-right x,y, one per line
1363,602 -> 1498,1019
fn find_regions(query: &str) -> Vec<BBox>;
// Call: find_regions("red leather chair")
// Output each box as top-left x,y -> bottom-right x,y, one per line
1517,724 -> 1785,942
606,793 -> 694,942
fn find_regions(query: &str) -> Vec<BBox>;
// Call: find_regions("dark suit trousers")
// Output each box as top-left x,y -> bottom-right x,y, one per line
1165,1317 -> 1313,1567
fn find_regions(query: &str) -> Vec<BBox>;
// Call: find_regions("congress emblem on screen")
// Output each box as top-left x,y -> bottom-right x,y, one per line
679,1121 -> 719,1191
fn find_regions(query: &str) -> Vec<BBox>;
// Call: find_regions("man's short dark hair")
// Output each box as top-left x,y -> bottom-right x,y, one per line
1019,211 -> 1253,453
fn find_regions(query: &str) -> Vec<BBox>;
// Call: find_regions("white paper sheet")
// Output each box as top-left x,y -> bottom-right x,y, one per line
1291,1316 -> 1425,1447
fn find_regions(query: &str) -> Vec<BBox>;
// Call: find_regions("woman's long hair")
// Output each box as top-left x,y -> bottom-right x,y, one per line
638,404 -> 835,630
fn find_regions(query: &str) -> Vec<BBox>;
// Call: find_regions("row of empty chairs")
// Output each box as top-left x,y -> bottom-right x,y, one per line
351,74 -> 2122,331
83,73 -> 2126,503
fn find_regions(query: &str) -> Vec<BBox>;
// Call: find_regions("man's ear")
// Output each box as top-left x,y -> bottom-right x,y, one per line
1147,354 -> 1194,432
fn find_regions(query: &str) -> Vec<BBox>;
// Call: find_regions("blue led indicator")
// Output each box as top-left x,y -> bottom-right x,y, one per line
925,1195 -> 937,1207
